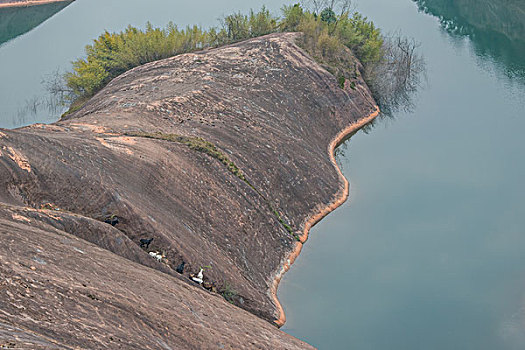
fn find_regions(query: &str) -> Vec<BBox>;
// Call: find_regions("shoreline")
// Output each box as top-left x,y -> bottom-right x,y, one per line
0,0 -> 72,8
270,106 -> 380,327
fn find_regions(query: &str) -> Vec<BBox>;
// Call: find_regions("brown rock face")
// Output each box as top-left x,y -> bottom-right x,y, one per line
0,208 -> 312,349
0,33 -> 377,348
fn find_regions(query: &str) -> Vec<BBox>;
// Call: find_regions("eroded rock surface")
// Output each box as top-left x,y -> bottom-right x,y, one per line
0,33 -> 376,348
0,206 -> 312,349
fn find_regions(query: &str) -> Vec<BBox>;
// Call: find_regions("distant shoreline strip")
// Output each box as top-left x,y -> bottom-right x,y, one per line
0,0 -> 73,9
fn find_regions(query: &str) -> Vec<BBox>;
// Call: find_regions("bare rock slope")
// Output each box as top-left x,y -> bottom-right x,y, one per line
0,33 -> 377,348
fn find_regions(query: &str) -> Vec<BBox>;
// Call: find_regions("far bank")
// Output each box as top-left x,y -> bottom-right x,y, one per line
0,0 -> 73,8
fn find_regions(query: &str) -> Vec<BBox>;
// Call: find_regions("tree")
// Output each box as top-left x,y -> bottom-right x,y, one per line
368,34 -> 426,118
320,8 -> 336,24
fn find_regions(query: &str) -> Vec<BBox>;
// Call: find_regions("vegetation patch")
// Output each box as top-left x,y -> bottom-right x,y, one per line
57,1 -> 422,117
126,132 -> 246,181
63,3 -> 380,100
272,207 -> 300,241
338,75 -> 346,89
219,282 -> 238,304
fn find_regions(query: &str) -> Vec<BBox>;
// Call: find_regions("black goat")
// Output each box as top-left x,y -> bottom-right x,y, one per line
104,216 -> 119,226
176,261 -> 185,274
139,238 -> 153,249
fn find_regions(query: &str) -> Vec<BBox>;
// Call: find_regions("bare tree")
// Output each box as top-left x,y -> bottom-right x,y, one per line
302,0 -> 354,15
43,69 -> 74,105
368,33 -> 426,118
303,0 -> 324,14
337,0 -> 356,16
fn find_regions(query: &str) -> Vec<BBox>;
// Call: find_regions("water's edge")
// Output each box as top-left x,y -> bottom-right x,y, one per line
271,106 -> 380,327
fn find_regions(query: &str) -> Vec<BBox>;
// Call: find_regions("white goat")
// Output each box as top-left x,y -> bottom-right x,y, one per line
148,251 -> 164,262
191,268 -> 204,284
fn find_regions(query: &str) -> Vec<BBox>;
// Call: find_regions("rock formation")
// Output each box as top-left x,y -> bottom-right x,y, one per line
0,32 -> 377,349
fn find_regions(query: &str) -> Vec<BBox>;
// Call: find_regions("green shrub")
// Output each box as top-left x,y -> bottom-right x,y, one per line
280,4 -> 304,31
65,23 -> 210,98
63,4 -> 398,113
338,75 -> 346,89
316,28 -> 341,58
220,282 -> 238,304
248,6 -> 278,37
223,12 -> 250,42
347,13 -> 383,65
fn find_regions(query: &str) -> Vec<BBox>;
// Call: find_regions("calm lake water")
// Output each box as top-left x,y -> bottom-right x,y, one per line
279,0 -> 525,349
1,0 -> 524,349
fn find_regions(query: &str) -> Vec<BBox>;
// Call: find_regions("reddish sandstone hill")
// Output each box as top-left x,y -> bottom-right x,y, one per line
0,33 -> 377,349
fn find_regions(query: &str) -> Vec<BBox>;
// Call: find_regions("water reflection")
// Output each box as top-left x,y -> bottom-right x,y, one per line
13,93 -> 64,127
0,1 -> 74,46
414,0 -> 525,81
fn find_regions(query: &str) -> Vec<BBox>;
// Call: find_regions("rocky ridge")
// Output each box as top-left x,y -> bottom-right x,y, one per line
0,32 -> 377,349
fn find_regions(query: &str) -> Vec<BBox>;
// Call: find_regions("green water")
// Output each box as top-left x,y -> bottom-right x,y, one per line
0,1 -> 73,45
278,0 -> 525,349
1,0 -> 524,349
